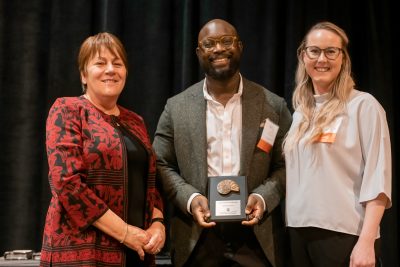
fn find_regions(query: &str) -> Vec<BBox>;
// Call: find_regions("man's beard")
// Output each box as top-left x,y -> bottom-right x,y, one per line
202,59 -> 240,81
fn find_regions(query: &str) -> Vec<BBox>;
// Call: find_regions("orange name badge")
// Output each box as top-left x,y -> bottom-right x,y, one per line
257,118 -> 279,153
317,133 -> 336,143
316,117 -> 343,143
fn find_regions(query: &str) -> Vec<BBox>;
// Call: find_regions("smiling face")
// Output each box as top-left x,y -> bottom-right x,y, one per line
196,19 -> 243,80
81,46 -> 127,100
303,29 -> 343,95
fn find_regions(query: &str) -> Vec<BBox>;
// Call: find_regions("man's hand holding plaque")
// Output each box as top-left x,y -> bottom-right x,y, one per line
242,194 -> 265,226
190,195 -> 216,228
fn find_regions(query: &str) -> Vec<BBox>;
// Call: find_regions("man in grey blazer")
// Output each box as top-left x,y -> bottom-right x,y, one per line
153,19 -> 292,267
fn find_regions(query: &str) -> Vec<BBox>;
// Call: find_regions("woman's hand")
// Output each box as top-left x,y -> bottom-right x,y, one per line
143,220 -> 166,255
123,225 -> 151,260
350,237 -> 375,267
350,194 -> 387,267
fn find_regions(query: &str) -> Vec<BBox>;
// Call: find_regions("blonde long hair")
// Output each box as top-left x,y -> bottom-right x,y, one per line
284,22 -> 355,150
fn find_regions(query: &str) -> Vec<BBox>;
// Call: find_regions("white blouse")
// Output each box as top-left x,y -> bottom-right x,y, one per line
285,89 -> 392,237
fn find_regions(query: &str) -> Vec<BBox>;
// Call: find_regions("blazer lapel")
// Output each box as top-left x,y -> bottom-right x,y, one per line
240,80 -> 263,176
240,79 -> 268,175
185,82 -> 208,188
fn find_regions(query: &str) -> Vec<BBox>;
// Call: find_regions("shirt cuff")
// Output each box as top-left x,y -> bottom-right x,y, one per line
187,193 -> 201,214
250,193 -> 267,212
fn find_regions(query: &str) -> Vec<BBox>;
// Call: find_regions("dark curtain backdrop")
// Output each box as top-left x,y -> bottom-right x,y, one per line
0,0 -> 398,265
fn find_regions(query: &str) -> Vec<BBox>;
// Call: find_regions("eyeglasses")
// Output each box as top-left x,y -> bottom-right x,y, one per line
304,46 -> 342,60
198,35 -> 238,51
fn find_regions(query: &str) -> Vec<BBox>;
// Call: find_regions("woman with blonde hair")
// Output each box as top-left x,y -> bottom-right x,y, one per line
284,21 -> 391,267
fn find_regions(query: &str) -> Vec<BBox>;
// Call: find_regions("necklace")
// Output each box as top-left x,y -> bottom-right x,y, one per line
83,94 -> 120,116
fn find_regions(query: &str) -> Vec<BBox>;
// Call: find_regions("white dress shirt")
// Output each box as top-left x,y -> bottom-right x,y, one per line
204,80 -> 243,176
187,75 -> 266,213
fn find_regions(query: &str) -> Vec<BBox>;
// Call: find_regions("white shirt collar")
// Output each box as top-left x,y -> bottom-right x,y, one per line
202,73 -> 243,101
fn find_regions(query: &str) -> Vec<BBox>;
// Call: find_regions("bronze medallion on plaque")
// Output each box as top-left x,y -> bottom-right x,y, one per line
208,176 -> 247,222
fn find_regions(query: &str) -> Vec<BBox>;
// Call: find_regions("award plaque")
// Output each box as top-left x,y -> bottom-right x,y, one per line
208,176 -> 247,222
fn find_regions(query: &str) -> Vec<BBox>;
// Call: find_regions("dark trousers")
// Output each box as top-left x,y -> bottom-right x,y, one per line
288,227 -> 381,267
183,223 -> 272,267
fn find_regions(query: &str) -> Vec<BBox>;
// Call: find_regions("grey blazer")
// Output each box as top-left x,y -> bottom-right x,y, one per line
153,78 -> 292,267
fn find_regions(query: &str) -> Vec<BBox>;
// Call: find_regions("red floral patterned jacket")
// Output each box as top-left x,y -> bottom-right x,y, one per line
40,96 -> 163,267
